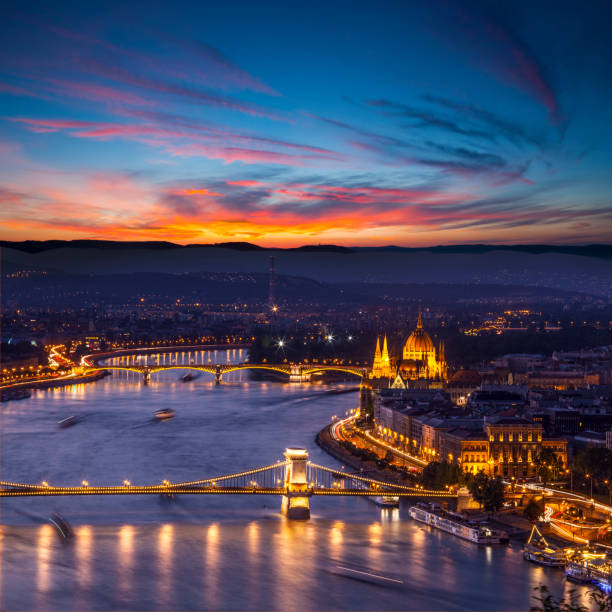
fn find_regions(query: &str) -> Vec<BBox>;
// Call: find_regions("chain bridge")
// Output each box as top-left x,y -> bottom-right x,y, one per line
1,448 -> 456,519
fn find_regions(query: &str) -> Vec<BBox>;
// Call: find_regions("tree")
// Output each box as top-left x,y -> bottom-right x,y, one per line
469,471 -> 489,509
530,584 -> 587,612
483,476 -> 505,512
468,471 -> 505,512
530,583 -> 612,612
523,497 -> 545,523
535,447 -> 563,484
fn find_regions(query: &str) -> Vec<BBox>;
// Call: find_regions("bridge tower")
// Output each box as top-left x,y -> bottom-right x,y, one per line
281,447 -> 311,519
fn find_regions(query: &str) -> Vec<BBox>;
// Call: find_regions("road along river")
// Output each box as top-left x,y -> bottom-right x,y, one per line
0,349 -> 592,610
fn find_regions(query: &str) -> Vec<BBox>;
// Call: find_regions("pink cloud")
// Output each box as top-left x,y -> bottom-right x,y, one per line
9,116 -> 341,167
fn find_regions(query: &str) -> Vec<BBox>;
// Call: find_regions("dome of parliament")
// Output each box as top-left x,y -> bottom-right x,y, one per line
404,311 -> 434,354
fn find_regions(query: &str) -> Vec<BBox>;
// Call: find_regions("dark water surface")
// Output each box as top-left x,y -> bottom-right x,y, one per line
1,349 -> 589,610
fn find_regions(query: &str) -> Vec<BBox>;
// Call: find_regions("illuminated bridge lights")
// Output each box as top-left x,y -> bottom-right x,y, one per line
83,362 -> 367,380
0,460 -> 455,498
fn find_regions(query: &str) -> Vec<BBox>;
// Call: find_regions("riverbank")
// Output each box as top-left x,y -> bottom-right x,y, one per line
316,421 -> 535,538
315,422 -> 417,485
0,370 -> 108,399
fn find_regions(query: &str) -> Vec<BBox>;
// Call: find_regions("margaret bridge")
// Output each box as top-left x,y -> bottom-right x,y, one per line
81,356 -> 368,384
1,449 -> 456,519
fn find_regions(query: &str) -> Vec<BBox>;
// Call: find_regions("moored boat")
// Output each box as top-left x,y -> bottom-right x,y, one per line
409,502 -> 509,544
565,550 -> 612,590
153,408 -> 175,421
522,525 -> 566,567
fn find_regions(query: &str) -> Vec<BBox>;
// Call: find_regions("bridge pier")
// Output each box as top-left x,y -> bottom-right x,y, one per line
281,447 -> 311,519
289,365 -> 310,383
143,369 -> 151,385
215,366 -> 222,385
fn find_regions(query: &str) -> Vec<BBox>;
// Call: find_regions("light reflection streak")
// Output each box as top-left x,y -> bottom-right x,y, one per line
204,523 -> 219,609
157,524 -> 173,608
36,524 -> 53,597
76,525 -> 92,606
247,521 -> 259,557
118,525 -> 134,599
275,520 -> 295,610
329,521 -> 344,555
367,522 -> 382,567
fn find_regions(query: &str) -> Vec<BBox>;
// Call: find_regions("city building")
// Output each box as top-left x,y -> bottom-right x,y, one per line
373,396 -> 568,479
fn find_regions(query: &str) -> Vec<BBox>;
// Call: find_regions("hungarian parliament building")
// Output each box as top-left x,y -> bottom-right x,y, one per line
371,309 -> 447,385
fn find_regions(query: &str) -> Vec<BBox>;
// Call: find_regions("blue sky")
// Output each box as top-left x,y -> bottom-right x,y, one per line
1,0 -> 610,246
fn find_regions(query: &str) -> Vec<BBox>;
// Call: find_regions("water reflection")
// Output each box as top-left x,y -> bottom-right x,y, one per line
36,524 -> 53,596
118,525 -> 134,600
157,524 -> 174,608
204,523 -> 219,610
329,520 -> 344,557
76,525 -> 92,608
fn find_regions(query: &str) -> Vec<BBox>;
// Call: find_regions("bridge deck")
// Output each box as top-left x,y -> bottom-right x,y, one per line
0,487 -> 456,497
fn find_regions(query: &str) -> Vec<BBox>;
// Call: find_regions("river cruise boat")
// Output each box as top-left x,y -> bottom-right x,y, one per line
153,408 -> 175,421
566,550 -> 612,589
523,525 -> 566,567
409,502 -> 509,544
371,495 -> 400,508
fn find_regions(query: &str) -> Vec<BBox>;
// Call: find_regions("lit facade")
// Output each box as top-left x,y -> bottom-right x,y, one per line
373,405 -> 568,479
370,308 -> 447,382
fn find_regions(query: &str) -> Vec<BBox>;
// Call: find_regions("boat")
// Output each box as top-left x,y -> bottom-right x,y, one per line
325,560 -> 403,586
49,513 -> 73,539
408,502 -> 509,544
58,415 -> 81,428
181,373 -> 194,382
565,560 -> 593,583
371,495 -> 400,508
522,525 -> 566,566
153,408 -> 175,421
565,549 -> 612,589
354,480 -> 400,508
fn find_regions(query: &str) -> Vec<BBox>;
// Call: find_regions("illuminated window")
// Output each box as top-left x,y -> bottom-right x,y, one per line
518,434 -> 523,442
508,433 -> 513,442
490,434 -> 494,442
528,433 -> 533,442
499,434 -> 503,442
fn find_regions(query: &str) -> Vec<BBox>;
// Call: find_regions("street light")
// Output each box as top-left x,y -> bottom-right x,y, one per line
586,474 -> 593,499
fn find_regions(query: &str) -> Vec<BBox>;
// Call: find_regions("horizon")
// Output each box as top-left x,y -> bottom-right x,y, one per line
3,238 -> 612,250
1,1 -> 611,246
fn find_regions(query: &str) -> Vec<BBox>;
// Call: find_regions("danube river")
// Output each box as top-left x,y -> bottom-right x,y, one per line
1,349 -> 589,611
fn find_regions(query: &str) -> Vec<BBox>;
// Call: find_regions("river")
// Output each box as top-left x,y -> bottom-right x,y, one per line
0,349 -> 590,610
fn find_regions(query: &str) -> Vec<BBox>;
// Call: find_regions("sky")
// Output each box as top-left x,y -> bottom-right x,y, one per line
1,0 -> 611,247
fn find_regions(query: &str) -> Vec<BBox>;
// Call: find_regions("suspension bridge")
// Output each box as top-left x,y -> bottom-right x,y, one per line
0,448 -> 456,519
